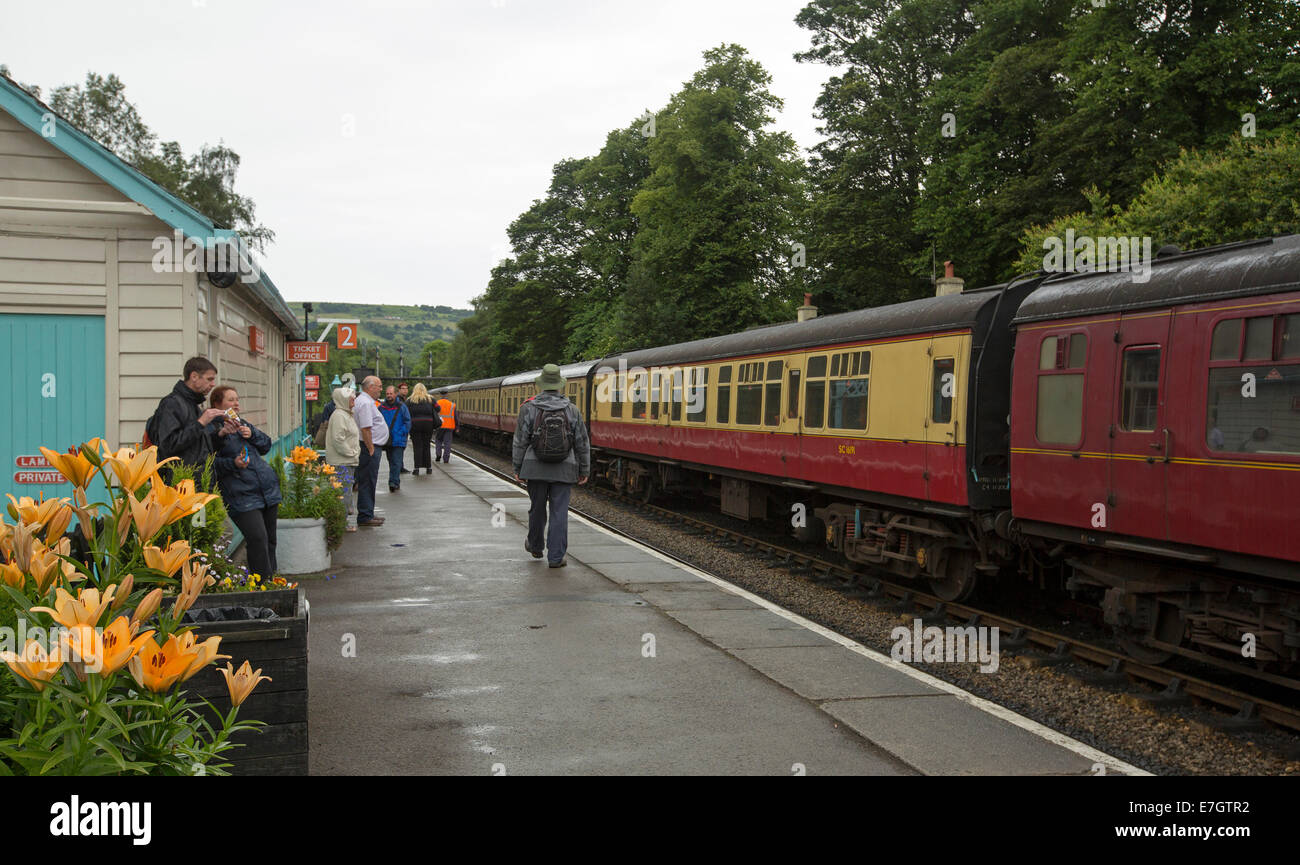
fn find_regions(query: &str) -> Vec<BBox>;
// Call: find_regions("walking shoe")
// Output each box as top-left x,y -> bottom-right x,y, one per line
401,468 -> 410,474
389,485 -> 398,493
525,542 -> 543,559
358,518 -> 385,526
548,559 -> 566,568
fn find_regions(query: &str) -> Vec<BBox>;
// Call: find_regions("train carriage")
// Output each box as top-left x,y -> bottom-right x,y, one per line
587,277 -> 1042,599
1009,235 -> 1300,667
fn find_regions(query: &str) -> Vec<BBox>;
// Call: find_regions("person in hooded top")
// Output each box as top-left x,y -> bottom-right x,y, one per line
512,363 -> 591,568
325,386 -> 361,532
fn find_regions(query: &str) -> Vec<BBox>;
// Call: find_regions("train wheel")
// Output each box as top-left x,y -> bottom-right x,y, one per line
928,550 -> 978,603
640,474 -> 658,504
1115,634 -> 1174,665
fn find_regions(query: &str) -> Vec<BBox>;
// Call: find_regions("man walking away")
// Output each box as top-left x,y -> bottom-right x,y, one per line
354,375 -> 388,526
378,385 -> 411,493
435,389 -> 457,463
513,363 -> 590,568
150,356 -> 237,485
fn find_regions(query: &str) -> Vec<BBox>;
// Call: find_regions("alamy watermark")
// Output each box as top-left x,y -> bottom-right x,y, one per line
1042,229 -> 1153,284
891,618 -> 1000,673
150,229 -> 263,284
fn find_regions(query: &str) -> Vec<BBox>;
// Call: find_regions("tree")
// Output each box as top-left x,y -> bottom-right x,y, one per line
45,72 -> 274,250
1015,133 -> 1300,272
614,44 -> 807,348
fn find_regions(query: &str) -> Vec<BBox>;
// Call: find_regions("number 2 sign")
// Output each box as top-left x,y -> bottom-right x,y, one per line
338,323 -> 358,349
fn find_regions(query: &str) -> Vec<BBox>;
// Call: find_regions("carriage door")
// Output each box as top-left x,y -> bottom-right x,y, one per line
1107,312 -> 1172,540
925,336 -> 964,502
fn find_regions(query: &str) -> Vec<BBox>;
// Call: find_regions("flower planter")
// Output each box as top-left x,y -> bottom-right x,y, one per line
172,588 -> 310,776
276,517 -> 330,575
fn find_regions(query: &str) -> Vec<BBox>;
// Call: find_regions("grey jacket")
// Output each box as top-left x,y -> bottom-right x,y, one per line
513,392 -> 591,483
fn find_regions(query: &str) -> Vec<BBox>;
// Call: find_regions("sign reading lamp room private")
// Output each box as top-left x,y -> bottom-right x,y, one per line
49,795 -> 151,846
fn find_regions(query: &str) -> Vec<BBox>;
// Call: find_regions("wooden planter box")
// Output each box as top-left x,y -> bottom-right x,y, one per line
170,588 -> 309,776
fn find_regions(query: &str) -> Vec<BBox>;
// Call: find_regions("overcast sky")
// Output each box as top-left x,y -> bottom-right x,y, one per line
2,0 -> 832,310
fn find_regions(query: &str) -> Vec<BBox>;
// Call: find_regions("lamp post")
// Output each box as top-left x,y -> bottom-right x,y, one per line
302,302 -> 313,435
398,345 -> 404,380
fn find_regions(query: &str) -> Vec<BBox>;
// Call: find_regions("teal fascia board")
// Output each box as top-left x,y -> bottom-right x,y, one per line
0,75 -> 302,338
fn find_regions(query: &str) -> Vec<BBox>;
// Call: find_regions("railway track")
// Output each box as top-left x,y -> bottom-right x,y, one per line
451,445 -> 1300,737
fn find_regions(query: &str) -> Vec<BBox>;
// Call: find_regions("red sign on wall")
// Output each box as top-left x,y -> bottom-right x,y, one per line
249,325 -> 266,355
15,455 -> 52,468
305,375 -> 320,389
14,471 -> 63,484
286,341 -> 329,363
337,323 -> 358,349
305,389 -> 319,402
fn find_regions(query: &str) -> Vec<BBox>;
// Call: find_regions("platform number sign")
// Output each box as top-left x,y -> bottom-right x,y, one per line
338,323 -> 358,350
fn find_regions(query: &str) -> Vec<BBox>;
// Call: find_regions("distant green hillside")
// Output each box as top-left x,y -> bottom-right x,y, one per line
285,301 -> 471,383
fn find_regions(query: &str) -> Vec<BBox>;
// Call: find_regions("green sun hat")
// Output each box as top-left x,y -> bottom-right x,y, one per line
537,363 -> 564,391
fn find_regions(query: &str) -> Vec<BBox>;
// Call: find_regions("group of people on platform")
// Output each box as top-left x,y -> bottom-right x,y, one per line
147,357 -> 589,573
319,377 -> 457,528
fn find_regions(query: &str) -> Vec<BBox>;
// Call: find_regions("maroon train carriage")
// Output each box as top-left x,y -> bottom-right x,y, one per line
1009,235 -> 1300,672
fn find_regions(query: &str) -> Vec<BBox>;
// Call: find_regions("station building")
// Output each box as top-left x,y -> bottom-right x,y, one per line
0,73 -> 305,503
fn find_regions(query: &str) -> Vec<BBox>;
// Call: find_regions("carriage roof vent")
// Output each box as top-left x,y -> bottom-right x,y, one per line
936,261 -> 965,296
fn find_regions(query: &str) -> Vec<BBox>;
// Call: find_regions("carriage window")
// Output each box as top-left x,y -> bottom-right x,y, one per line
827,350 -> 869,430
1283,315 -> 1300,359
1211,319 -> 1240,361
650,372 -> 660,419
687,368 -> 708,422
804,356 -> 826,429
609,375 -> 623,418
1121,347 -> 1160,431
1245,317 -> 1274,361
1036,375 -> 1084,445
932,358 -> 954,424
764,379 -> 782,426
737,379 -> 763,425
1069,334 -> 1087,368
671,369 -> 683,422
1206,365 -> 1300,455
717,366 -> 732,424
632,371 -> 648,419
787,369 -> 801,418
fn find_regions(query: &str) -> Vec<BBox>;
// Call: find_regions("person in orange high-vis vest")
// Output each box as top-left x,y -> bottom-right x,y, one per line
435,391 -> 457,464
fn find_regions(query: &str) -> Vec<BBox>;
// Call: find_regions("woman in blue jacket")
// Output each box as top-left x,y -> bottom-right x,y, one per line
211,385 -> 283,578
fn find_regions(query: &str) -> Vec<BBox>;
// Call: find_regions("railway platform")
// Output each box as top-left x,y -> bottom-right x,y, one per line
306,453 -> 1147,775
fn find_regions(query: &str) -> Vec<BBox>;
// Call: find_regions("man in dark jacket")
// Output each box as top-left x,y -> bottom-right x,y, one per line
378,385 -> 411,493
513,363 -> 590,568
151,357 -> 235,484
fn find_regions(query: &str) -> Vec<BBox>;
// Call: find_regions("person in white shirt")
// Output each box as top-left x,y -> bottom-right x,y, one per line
354,375 -> 389,526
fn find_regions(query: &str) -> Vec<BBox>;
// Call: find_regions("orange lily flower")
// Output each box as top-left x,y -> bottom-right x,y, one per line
0,560 -> 24,589
217,660 -> 272,707
39,446 -> 98,489
5,494 -> 73,542
10,521 -> 36,572
75,617 -> 155,677
148,479 -> 216,525
70,487 -> 98,543
172,559 -> 214,620
177,632 -> 230,682
101,445 -> 176,494
0,640 -> 64,692
142,540 -> 192,577
128,632 -> 207,692
126,492 -> 177,544
32,584 -> 118,629
26,537 -> 74,596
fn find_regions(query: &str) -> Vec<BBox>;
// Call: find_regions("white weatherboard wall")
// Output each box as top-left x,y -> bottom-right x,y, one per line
0,106 -> 300,456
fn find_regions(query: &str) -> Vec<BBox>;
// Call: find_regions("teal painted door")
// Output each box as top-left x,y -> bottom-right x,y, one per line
0,314 -> 105,504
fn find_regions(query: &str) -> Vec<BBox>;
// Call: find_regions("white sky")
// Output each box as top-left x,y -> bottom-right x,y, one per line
2,0 -> 832,309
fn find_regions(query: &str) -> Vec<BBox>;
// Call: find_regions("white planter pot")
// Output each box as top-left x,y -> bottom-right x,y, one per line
276,517 -> 331,575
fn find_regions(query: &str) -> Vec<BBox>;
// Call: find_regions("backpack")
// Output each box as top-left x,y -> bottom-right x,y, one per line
143,405 -> 162,450
531,407 -> 573,463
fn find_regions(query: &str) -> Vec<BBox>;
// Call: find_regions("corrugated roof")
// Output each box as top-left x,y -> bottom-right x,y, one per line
0,72 -> 302,338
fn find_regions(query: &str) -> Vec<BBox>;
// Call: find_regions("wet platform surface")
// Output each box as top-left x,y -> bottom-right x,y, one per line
307,453 -> 1146,776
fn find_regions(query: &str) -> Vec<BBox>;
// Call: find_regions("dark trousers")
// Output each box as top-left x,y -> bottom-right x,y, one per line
411,429 -> 433,469
435,428 -> 454,462
527,480 -> 572,565
385,444 -> 405,488
231,504 -> 279,578
357,446 -> 380,521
